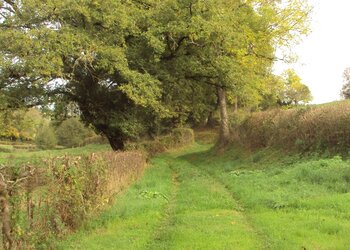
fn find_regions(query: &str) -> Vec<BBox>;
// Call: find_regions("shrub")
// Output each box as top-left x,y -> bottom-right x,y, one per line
35,125 -> 57,149
168,128 -> 195,147
56,118 -> 92,148
194,129 -> 218,144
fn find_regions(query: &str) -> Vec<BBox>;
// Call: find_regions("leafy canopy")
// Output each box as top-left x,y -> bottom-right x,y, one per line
0,0 -> 311,149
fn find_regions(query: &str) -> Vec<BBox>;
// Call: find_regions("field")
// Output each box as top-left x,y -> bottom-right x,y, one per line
56,143 -> 350,249
0,143 -> 111,165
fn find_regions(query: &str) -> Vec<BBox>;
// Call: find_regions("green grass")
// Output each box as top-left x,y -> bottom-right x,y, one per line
56,155 -> 174,249
184,146 -> 350,249
55,143 -> 350,249
57,145 -> 262,249
0,144 -> 14,153
0,144 -> 111,165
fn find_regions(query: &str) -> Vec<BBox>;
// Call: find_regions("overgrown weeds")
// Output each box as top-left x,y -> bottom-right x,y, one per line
1,150 -> 146,249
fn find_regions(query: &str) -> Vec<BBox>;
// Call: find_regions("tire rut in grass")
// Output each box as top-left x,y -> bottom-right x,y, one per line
187,158 -> 271,249
146,159 -> 180,249
155,153 -> 263,249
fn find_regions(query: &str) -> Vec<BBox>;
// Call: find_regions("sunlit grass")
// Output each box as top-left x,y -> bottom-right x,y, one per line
56,143 -> 350,249
186,145 -> 350,249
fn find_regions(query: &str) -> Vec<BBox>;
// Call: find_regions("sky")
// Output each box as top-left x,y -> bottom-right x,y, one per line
274,0 -> 350,104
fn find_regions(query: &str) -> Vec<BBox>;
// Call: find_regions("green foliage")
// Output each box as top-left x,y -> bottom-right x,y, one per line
56,118 -> 93,148
83,135 -> 108,145
0,0 -> 311,150
0,108 -> 46,141
278,69 -> 313,105
35,124 -> 57,149
194,129 -> 218,144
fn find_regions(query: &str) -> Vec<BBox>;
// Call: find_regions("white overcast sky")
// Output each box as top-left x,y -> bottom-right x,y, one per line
274,0 -> 350,104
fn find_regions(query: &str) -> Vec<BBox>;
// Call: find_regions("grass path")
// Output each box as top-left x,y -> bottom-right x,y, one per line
58,145 -> 261,249
58,144 -> 350,249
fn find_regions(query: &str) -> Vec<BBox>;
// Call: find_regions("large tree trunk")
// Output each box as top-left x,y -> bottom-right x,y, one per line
106,134 -> 125,151
217,87 -> 230,147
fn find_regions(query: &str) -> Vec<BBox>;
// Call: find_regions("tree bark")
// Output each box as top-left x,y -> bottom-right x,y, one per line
217,87 -> 230,147
106,134 -> 125,151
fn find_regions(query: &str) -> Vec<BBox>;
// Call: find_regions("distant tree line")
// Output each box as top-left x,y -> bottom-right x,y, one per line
0,108 -> 95,149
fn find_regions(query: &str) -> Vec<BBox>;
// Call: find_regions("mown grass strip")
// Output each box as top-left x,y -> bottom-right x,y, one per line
146,147 -> 262,250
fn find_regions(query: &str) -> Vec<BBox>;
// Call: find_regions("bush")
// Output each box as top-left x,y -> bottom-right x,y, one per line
35,125 -> 57,149
194,129 -> 218,144
56,118 -> 93,148
168,128 -> 195,147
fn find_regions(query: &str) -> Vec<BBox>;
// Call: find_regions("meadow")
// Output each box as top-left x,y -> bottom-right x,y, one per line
0,143 -> 111,165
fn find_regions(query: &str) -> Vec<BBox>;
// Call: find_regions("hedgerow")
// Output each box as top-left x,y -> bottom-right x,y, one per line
1,151 -> 146,249
234,100 -> 350,154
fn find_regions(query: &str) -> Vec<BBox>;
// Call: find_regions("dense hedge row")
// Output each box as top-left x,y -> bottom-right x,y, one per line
3,151 -> 146,249
235,101 -> 350,154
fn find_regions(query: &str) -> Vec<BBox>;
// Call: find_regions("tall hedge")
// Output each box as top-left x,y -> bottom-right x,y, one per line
235,101 -> 350,154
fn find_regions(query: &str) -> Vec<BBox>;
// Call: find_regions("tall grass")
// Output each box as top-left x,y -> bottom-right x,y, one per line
3,150 -> 146,249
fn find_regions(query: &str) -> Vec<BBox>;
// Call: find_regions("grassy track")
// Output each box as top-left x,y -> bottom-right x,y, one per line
57,144 -> 350,249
